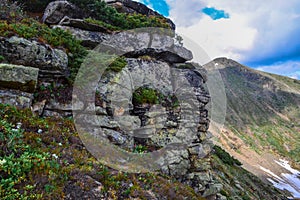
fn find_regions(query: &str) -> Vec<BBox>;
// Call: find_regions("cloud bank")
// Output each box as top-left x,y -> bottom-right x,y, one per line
136,0 -> 300,79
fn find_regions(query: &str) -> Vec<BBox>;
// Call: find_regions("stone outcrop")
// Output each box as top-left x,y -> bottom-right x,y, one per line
42,1 -> 85,24
102,30 -> 193,63
73,51 -> 211,180
0,64 -> 39,108
0,0 -> 217,198
0,36 -> 68,81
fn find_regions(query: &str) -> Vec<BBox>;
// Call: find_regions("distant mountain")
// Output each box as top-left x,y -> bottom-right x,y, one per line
204,57 -> 300,196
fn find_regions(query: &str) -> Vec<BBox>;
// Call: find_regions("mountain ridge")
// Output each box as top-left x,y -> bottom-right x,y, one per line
205,57 -> 300,196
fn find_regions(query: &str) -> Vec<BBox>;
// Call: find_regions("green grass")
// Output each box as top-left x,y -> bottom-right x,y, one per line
0,104 -> 205,199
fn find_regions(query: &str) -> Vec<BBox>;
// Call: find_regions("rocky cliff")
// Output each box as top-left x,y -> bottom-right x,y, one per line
0,0 -> 291,199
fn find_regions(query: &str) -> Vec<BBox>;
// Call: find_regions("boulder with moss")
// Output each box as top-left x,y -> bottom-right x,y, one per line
0,63 -> 39,108
0,36 -> 68,81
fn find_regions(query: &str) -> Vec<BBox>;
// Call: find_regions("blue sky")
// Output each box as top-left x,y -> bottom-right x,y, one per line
136,0 -> 300,80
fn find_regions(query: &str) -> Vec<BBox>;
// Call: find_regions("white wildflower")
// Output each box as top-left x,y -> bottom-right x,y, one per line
0,159 -> 6,165
52,154 -> 58,159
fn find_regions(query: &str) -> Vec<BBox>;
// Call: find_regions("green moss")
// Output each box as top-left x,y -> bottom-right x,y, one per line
0,119 -> 61,199
107,56 -> 127,72
133,87 -> 159,105
0,103 -> 207,199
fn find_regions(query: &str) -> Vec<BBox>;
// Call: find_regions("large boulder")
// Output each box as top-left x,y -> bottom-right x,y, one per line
42,1 -> 84,24
0,64 -> 39,108
101,31 -> 193,63
0,64 -> 39,93
105,0 -> 175,30
0,36 -> 68,80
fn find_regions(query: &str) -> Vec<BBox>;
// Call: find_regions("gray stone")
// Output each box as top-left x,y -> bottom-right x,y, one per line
114,115 -> 140,132
53,25 -> 111,48
0,89 -> 33,109
31,100 -> 47,116
156,147 -> 190,178
59,17 -> 111,33
202,184 -> 223,197
103,128 -> 127,145
0,36 -> 68,80
0,64 -> 39,93
45,99 -> 72,111
42,1 -> 84,24
102,31 -> 192,63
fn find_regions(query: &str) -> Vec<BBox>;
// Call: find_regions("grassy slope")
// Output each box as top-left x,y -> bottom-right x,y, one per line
207,58 -> 300,165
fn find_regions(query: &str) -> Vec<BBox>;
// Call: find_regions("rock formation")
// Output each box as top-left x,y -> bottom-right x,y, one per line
0,0 -> 291,199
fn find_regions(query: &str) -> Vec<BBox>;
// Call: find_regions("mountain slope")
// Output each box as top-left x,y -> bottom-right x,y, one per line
204,57 -> 300,196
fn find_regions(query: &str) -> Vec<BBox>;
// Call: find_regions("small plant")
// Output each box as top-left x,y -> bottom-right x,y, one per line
0,119 -> 61,199
107,56 -> 127,72
133,87 -> 159,105
133,144 -> 148,154
0,55 -> 4,62
71,0 -> 171,30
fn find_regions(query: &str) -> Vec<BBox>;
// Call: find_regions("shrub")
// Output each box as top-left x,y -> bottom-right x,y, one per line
0,119 -> 60,199
213,146 -> 242,166
72,0 -> 170,30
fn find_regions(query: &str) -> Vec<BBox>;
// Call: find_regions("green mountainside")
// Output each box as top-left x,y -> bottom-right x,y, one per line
206,57 -> 300,174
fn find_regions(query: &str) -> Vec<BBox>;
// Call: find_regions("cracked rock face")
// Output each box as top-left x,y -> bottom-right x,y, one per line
0,64 -> 39,108
85,57 -> 212,176
0,36 -> 68,81
101,30 -> 193,63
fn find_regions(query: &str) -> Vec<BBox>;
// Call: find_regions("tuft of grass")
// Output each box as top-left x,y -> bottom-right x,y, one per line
107,56 -> 127,72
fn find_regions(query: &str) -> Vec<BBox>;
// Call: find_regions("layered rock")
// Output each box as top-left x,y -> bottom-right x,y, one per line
0,0 -> 215,198
0,36 -> 68,81
0,64 -> 39,108
102,30 -> 193,63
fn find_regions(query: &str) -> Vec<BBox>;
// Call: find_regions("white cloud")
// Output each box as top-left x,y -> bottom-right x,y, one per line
256,61 -> 300,79
166,0 -> 206,27
169,0 -> 300,66
177,13 -> 257,61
